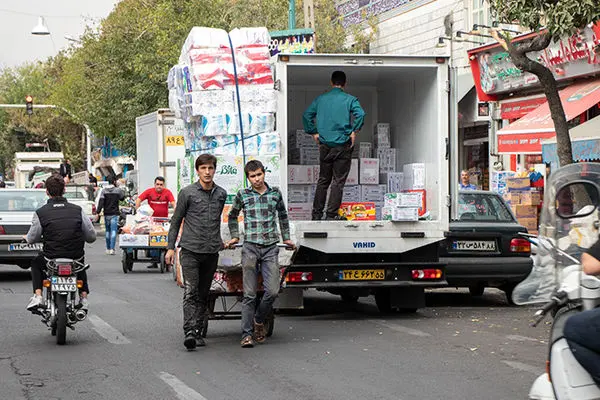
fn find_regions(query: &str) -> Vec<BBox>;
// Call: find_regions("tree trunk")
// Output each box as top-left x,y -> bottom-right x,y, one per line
505,32 -> 573,167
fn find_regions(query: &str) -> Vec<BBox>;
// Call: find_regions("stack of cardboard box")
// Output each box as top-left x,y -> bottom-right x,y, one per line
504,177 -> 541,234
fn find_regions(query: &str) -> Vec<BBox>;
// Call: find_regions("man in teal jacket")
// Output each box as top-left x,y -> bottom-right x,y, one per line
302,71 -> 365,220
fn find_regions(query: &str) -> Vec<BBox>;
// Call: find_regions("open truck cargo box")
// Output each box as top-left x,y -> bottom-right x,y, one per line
276,54 -> 450,254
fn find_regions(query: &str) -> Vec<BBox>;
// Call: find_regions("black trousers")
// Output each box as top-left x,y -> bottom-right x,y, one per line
179,249 -> 219,335
564,308 -> 600,385
312,141 -> 353,220
30,254 -> 90,294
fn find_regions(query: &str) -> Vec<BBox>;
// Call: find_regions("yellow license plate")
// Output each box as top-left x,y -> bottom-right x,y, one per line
339,269 -> 385,280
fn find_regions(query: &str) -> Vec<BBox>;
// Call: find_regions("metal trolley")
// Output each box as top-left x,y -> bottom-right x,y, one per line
118,217 -> 170,274
195,244 -> 293,339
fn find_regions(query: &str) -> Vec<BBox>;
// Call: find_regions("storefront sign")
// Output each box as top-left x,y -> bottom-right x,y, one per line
477,102 -> 490,117
269,32 -> 315,57
500,97 -> 547,120
497,132 -> 556,154
470,24 -> 600,100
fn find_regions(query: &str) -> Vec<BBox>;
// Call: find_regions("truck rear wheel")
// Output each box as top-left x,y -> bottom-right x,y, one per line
375,289 -> 392,313
340,291 -> 359,304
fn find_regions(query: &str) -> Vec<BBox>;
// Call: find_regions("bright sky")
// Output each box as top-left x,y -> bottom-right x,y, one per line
0,0 -> 120,68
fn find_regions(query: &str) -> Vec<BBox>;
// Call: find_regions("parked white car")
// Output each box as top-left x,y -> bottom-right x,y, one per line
64,184 -> 98,223
0,189 -> 46,269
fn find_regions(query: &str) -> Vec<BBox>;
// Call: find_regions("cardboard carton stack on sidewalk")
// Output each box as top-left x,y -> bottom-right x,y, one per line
504,176 -> 541,234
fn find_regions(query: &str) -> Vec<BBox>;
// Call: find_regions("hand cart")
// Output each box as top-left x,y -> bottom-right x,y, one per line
198,243 -> 294,339
118,217 -> 171,274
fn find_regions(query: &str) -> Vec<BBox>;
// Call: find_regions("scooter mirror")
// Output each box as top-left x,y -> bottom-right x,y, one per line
555,182 -> 600,219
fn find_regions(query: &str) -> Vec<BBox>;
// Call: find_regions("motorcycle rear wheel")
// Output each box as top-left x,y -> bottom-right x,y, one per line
56,294 -> 67,345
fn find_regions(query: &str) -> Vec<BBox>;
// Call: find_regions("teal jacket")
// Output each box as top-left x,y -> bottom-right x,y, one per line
302,88 -> 366,147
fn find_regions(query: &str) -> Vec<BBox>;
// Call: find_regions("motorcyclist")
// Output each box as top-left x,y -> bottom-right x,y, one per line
25,175 -> 97,311
563,238 -> 600,385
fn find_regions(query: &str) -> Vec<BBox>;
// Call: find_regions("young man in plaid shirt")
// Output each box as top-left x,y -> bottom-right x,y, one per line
226,160 -> 295,348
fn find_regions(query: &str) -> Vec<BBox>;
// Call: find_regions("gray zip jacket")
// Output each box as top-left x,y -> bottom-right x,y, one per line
167,181 -> 227,254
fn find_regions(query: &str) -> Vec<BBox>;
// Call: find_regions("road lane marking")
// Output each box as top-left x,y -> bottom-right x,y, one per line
369,320 -> 431,337
502,360 -> 543,375
159,372 -> 209,400
88,314 -> 131,344
506,334 -> 540,343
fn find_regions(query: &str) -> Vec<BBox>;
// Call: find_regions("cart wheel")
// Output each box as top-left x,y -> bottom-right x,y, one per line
265,311 -> 274,337
159,251 -> 166,274
121,251 -> 129,274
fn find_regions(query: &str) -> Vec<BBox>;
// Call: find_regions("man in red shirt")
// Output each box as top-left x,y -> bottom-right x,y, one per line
136,176 -> 176,218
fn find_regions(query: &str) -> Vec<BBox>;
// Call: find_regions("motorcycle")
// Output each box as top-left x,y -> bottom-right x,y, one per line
33,257 -> 90,345
512,162 -> 600,400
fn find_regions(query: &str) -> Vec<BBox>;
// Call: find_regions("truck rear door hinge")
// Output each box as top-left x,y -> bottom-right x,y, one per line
274,79 -> 281,91
445,80 -> 450,93
446,195 -> 451,207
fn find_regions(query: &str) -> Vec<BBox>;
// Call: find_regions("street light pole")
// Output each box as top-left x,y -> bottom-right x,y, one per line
0,103 -> 93,173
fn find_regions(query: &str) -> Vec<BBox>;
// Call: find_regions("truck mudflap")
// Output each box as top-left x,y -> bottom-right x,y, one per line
283,262 -> 447,289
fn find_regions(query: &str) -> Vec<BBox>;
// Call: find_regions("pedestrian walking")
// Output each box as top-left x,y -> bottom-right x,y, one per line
166,154 -> 227,350
225,159 -> 295,348
96,175 -> 124,255
302,70 -> 365,220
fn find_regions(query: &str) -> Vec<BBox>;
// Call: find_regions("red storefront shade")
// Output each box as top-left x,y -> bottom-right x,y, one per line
497,78 -> 600,154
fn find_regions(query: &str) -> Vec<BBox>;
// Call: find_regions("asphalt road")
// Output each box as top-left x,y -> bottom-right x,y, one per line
0,239 -> 550,400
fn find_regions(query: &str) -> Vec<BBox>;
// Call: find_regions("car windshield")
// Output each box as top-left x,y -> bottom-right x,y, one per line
456,192 -> 515,222
65,186 -> 94,201
0,191 -> 47,211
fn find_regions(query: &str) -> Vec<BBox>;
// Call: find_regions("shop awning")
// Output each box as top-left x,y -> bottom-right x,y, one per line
497,78 -> 600,154
542,115 -> 600,165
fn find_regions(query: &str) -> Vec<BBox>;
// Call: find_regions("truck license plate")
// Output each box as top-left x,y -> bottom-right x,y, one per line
9,243 -> 42,252
51,276 -> 77,292
339,269 -> 385,280
452,240 -> 496,251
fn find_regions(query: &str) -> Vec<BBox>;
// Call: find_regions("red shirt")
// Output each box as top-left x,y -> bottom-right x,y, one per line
139,188 -> 175,218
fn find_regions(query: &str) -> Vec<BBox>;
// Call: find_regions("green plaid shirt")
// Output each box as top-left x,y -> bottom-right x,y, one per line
228,185 -> 290,246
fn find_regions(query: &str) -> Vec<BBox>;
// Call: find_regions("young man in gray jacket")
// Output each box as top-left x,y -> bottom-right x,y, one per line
166,154 -> 227,350
96,175 -> 124,255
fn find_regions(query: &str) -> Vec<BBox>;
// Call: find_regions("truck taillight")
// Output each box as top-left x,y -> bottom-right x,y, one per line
510,238 -> 531,253
412,269 -> 442,280
286,272 -> 313,283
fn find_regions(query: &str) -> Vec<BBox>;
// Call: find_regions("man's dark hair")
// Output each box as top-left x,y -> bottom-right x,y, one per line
244,160 -> 265,177
195,154 -> 217,170
155,176 -> 165,183
107,175 -> 116,185
45,175 -> 65,197
331,71 -> 346,87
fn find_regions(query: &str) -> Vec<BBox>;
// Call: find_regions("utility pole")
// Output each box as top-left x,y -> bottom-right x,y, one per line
289,0 -> 296,30
0,103 -> 93,173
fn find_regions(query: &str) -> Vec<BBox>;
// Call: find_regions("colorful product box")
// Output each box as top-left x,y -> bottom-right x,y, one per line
382,206 -> 419,222
506,177 -> 531,191
338,202 -> 377,221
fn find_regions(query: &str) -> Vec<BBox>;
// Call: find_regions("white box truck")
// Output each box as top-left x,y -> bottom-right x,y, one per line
274,54 -> 453,312
172,54 -> 456,312
135,109 -> 186,195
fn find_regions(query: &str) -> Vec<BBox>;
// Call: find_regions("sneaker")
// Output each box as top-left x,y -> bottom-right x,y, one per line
241,335 -> 254,348
26,294 -> 43,311
184,331 -> 197,350
196,336 -> 206,347
147,263 -> 158,269
253,320 -> 266,343
105,250 -> 111,255
109,249 -> 115,255
78,298 -> 89,311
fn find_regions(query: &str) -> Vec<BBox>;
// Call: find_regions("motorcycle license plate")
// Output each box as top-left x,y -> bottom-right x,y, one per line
51,276 -> 77,292
8,243 -> 42,252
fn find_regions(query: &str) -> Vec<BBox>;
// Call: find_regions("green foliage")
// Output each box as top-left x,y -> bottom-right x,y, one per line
1,0 -> 377,163
489,0 -> 600,40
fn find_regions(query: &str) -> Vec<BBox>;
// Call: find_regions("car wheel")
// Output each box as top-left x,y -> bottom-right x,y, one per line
501,283 -> 517,306
469,284 -> 485,297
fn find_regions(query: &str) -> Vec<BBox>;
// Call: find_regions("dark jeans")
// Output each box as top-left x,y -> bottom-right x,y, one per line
179,248 -> 219,335
564,308 -> 600,385
241,242 -> 280,339
312,141 -> 353,220
30,254 -> 89,293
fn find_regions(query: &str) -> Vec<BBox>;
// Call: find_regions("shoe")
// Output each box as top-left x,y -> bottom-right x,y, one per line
105,250 -> 111,255
109,249 -> 115,255
184,331 -> 197,350
196,336 -> 206,347
253,320 -> 266,343
78,298 -> 89,311
26,295 -> 43,311
241,336 -> 254,348
147,263 -> 158,269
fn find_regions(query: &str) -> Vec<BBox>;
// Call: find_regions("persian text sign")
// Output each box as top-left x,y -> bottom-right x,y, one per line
476,26 -> 600,95
497,132 -> 556,154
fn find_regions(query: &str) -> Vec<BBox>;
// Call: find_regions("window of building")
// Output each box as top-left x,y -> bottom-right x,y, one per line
470,0 -> 494,47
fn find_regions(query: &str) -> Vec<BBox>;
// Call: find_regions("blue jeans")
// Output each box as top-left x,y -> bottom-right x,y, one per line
241,243 -> 280,339
104,215 -> 118,250
564,308 -> 600,385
